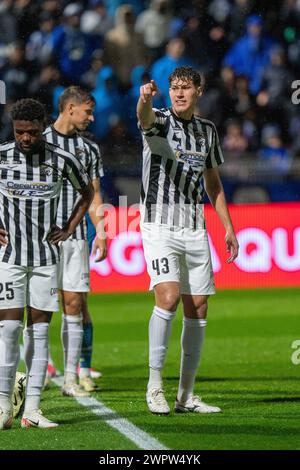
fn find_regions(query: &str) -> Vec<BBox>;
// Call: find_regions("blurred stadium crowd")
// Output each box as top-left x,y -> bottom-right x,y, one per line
0,0 -> 300,203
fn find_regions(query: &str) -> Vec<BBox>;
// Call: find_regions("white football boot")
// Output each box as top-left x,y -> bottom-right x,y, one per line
21,409 -> 58,429
62,381 -> 90,397
12,372 -> 27,418
146,388 -> 170,414
79,375 -> 98,392
175,395 -> 222,413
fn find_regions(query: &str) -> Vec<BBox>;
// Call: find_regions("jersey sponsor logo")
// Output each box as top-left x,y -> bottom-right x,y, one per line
0,160 -> 22,168
175,149 -> 206,170
6,181 -> 55,197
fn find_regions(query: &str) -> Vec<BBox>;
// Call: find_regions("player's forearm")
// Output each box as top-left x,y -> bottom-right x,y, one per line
137,97 -> 155,129
64,182 -> 94,235
211,189 -> 235,234
88,191 -> 106,239
205,172 -> 235,233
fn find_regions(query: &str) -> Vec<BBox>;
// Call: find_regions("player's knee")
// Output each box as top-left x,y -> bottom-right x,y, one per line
63,293 -> 82,314
196,301 -> 208,319
185,300 -> 208,319
158,292 -> 181,312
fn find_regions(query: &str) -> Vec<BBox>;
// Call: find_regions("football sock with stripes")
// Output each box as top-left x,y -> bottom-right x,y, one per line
177,317 -> 207,403
61,314 -> 83,383
0,320 -> 22,411
148,306 -> 176,391
23,322 -> 49,412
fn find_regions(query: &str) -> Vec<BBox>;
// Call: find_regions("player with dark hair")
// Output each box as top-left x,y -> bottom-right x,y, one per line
0,98 -> 93,429
137,66 -> 239,414
44,86 -> 106,395
10,98 -> 47,122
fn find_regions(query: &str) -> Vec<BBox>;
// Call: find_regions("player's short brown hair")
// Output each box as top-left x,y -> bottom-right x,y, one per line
169,66 -> 201,88
59,86 -> 95,113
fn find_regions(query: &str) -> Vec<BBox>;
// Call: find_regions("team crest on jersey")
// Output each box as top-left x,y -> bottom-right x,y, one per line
194,131 -> 206,148
40,164 -> 53,176
75,147 -> 86,160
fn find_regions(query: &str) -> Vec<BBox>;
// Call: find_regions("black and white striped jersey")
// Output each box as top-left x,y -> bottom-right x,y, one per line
0,140 -> 90,267
44,126 -> 103,240
139,108 -> 224,229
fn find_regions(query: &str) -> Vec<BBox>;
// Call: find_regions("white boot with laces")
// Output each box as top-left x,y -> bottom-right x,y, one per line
146,388 -> 170,414
21,409 -> 58,429
175,395 -> 222,413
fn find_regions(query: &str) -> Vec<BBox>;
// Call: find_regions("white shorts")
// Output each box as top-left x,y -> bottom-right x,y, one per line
0,262 -> 59,311
141,223 -> 215,295
58,239 -> 90,292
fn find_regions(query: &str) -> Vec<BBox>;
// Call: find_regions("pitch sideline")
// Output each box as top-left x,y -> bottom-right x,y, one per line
20,345 -> 168,450
51,375 -> 168,451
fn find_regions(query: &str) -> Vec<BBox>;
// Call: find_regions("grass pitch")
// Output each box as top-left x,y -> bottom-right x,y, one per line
1,288 -> 300,450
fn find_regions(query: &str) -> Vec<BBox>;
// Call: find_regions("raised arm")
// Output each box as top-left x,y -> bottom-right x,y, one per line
204,167 -> 239,263
136,79 -> 158,129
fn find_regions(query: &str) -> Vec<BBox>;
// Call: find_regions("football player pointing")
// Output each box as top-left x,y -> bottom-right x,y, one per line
137,66 -> 238,414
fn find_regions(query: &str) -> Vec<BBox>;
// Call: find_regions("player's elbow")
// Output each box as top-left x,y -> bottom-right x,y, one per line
83,182 -> 95,207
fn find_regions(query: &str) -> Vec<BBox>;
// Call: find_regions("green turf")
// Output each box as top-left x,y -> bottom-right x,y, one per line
1,288 -> 300,450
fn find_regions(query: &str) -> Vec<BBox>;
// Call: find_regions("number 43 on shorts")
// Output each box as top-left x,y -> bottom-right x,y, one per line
152,258 -> 170,275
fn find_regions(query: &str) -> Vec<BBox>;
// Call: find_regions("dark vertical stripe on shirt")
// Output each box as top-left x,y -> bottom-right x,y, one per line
192,119 -> 202,152
182,167 -> 194,204
182,122 -> 192,150
0,152 -> 8,179
26,154 -> 33,181
38,199 -> 47,265
72,182 -> 78,240
25,199 -> 34,266
204,124 -> 215,169
2,196 -> 12,263
13,148 -> 21,180
140,183 -> 145,202
161,158 -> 173,224
13,198 -> 21,265
62,180 -> 69,227
214,136 -> 223,165
145,154 -> 162,222
48,198 -> 58,264
173,162 -> 184,226
50,148 -> 59,183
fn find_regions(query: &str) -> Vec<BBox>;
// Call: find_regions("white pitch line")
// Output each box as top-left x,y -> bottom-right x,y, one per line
52,376 -> 168,451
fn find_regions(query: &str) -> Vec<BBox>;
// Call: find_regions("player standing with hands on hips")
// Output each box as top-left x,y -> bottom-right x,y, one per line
0,99 -> 93,429
137,67 -> 239,414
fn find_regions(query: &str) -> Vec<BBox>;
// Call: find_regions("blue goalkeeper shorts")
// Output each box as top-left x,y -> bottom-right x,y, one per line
85,213 -> 96,255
